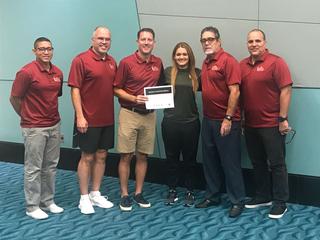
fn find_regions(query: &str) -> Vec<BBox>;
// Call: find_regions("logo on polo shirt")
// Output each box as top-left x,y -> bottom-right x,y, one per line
151,65 -> 159,71
53,77 -> 61,82
211,65 -> 219,71
109,63 -> 115,69
257,66 -> 264,72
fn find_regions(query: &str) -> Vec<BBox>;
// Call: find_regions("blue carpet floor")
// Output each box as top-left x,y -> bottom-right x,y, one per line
0,161 -> 320,240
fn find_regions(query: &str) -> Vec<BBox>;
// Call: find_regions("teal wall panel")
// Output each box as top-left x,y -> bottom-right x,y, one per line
0,0 -> 139,79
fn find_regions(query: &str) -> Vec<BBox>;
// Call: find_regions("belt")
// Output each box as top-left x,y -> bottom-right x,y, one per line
123,106 -> 154,115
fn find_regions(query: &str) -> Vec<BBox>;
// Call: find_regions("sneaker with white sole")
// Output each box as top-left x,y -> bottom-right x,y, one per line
245,198 -> 272,209
26,208 -> 48,220
43,203 -> 64,214
78,195 -> 95,214
119,195 -> 133,211
133,193 -> 151,208
268,204 -> 287,219
89,191 -> 114,209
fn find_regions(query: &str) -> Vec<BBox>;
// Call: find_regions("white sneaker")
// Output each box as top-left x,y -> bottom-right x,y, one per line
89,191 -> 114,209
44,203 -> 64,214
78,196 -> 95,214
26,208 -> 48,220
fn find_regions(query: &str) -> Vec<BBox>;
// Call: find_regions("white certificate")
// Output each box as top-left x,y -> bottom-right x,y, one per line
144,85 -> 174,109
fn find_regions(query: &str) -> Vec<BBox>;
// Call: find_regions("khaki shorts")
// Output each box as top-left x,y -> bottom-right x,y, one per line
117,107 -> 156,155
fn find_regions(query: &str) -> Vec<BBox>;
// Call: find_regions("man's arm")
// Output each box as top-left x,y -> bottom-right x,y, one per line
113,87 -> 148,104
220,84 -> 240,136
279,85 -> 292,134
9,96 -> 22,116
70,87 -> 88,133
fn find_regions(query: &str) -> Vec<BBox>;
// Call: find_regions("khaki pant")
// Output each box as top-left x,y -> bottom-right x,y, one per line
117,107 -> 156,155
22,122 -> 60,212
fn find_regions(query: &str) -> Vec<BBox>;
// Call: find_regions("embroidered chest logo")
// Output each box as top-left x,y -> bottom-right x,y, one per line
53,77 -> 61,82
151,65 -> 159,71
256,66 -> 264,72
109,63 -> 115,69
211,65 -> 219,71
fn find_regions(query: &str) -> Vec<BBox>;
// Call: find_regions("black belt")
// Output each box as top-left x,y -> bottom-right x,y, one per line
123,106 -> 154,115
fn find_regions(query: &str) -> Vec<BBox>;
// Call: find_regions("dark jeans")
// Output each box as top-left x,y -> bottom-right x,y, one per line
162,119 -> 200,191
245,126 -> 289,204
201,117 -> 245,204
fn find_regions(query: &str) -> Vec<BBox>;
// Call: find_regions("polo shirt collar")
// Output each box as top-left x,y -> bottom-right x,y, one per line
34,60 -> 55,74
205,48 -> 224,64
89,47 -> 110,61
134,51 -> 155,64
247,49 -> 269,66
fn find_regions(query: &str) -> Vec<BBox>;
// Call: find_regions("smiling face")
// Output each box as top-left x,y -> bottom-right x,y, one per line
174,47 -> 189,69
247,30 -> 266,59
91,27 -> 111,57
137,31 -> 155,59
33,41 -> 53,66
200,31 -> 221,56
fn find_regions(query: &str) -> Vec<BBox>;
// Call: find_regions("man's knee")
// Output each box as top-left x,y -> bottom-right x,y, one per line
95,149 -> 107,163
120,153 -> 134,164
136,152 -> 147,162
80,152 -> 95,164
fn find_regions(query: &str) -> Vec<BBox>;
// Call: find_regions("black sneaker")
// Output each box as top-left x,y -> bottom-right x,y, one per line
184,191 -> 195,207
245,198 -> 272,209
268,204 -> 287,219
119,195 -> 132,211
133,193 -> 151,208
165,189 -> 178,205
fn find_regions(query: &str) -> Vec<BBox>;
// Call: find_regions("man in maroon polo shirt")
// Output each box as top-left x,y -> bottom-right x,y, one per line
241,29 -> 292,219
195,26 -> 246,218
68,26 -> 116,214
114,28 -> 164,211
10,37 -> 64,220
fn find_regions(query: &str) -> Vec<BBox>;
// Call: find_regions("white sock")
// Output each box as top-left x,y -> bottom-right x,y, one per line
90,191 -> 100,197
80,194 -> 90,200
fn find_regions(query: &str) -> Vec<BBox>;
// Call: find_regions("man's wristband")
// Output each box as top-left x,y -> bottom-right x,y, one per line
224,115 -> 233,121
278,116 -> 288,122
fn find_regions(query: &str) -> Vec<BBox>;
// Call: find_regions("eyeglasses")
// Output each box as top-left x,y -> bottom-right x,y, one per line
200,37 -> 216,44
285,128 -> 296,144
95,37 -> 111,42
36,47 -> 54,53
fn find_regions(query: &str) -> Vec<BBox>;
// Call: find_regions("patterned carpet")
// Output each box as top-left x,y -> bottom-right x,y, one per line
0,161 -> 319,240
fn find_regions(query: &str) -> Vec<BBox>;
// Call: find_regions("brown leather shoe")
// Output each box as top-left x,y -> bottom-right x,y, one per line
229,204 -> 244,218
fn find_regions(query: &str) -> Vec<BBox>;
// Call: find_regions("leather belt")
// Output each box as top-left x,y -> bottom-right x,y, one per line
123,106 -> 154,115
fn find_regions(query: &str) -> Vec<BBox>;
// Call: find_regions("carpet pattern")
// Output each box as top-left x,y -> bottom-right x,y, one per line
0,162 -> 319,240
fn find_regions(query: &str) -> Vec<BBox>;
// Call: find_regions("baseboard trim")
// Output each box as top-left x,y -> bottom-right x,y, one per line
1,141 -> 319,207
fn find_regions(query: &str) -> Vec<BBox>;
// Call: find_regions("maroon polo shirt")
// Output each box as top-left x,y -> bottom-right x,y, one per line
114,51 -> 164,109
68,48 -> 117,127
201,48 -> 241,121
240,51 -> 293,128
11,60 -> 63,128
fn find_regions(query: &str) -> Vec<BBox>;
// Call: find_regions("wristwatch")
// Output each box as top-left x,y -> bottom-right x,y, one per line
224,115 -> 233,121
278,116 -> 288,122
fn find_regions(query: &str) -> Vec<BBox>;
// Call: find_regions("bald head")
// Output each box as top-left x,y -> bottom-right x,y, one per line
92,26 -> 110,39
91,26 -> 111,57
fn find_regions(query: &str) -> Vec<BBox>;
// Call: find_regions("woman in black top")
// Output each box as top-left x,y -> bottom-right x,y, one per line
162,42 -> 201,206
